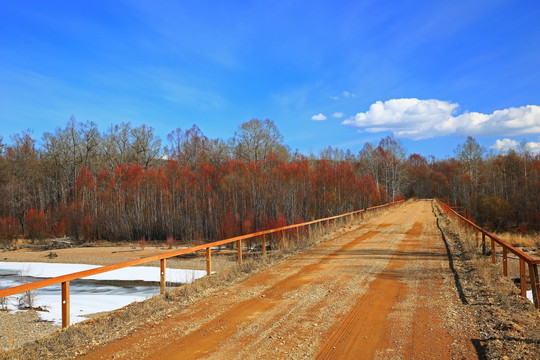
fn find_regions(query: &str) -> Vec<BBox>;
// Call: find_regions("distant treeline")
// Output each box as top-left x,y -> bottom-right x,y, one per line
0,118 -> 538,243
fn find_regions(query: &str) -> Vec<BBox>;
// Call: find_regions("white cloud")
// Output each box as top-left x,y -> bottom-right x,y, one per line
330,91 -> 356,100
342,98 -> 540,140
491,139 -> 519,152
311,113 -> 327,121
332,112 -> 344,118
526,142 -> 540,153
491,138 -> 540,154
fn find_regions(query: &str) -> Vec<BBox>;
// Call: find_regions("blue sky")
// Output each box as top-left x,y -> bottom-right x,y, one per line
1,0 -> 539,158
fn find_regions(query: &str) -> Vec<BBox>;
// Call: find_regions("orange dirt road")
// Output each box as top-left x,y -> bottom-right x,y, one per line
78,201 -> 480,360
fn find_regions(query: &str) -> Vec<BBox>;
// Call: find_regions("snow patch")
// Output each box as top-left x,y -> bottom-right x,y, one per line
1,262 -> 207,325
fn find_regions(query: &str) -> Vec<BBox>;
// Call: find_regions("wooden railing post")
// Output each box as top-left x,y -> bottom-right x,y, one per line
520,259 -> 527,298
482,233 -> 486,255
206,247 -> 212,275
262,234 -> 266,256
491,238 -> 496,264
296,227 -> 299,242
502,248 -> 508,277
237,240 -> 243,264
61,281 -> 70,329
307,224 -> 311,239
528,263 -> 539,309
475,229 -> 479,248
160,258 -> 166,294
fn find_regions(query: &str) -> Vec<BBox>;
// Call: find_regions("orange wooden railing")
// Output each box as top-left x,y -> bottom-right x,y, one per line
0,200 -> 403,328
437,199 -> 540,309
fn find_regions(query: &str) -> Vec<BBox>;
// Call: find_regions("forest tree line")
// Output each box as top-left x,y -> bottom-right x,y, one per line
0,117 -> 539,243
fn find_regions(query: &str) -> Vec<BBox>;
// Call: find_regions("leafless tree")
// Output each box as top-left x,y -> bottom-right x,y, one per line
131,124 -> 161,168
232,119 -> 289,161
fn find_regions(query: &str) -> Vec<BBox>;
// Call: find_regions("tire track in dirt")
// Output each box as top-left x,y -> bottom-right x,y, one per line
146,230 -> 381,360
77,216 -> 394,360
77,202 -> 480,360
315,222 -> 421,359
173,208 -> 415,360
315,202 -> 478,360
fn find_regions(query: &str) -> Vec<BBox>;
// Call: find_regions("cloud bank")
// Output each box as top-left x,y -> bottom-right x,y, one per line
342,98 -> 540,140
491,138 -> 540,154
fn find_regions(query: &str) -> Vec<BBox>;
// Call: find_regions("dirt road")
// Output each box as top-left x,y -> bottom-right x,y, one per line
78,201 -> 480,359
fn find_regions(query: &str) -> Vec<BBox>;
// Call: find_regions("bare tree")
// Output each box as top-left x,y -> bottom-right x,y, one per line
319,146 -> 345,161
42,117 -> 101,207
455,136 -> 484,209
232,119 -> 289,161
165,125 -> 211,167
101,122 -> 135,168
359,142 -> 379,185
378,136 -> 407,201
131,124 -> 161,167
3,131 -> 40,228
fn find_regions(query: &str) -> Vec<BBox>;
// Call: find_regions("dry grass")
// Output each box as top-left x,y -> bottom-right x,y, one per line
438,206 -> 499,284
494,232 -> 540,248
444,214 -> 540,291
434,201 -> 540,360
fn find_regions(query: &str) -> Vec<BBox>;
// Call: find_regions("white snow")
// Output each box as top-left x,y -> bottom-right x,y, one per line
0,261 -> 205,283
527,290 -> 534,304
1,262 -> 207,326
25,292 -> 152,325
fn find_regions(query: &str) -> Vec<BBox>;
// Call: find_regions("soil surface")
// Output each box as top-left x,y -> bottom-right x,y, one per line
1,245 -> 238,270
75,201 -> 483,359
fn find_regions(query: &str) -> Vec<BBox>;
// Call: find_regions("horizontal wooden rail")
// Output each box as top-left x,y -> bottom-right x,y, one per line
450,206 -> 468,219
437,199 -> 540,309
0,200 -> 403,327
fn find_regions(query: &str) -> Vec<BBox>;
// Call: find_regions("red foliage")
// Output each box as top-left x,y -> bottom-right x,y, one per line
51,218 -> 67,237
274,212 -> 287,228
97,168 -> 112,188
81,216 -> 94,241
0,216 -> 20,241
138,237 -> 147,249
220,210 -> 240,239
75,165 -> 95,192
533,212 -> 540,231
25,208 -> 47,240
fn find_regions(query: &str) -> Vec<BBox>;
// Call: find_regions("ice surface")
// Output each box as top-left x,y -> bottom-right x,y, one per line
1,262 -> 207,325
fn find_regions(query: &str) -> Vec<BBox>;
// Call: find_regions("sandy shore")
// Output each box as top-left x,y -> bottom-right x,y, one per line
1,244 -> 240,271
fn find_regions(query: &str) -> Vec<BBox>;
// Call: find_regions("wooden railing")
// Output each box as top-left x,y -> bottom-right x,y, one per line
0,200 -> 403,328
437,199 -> 540,309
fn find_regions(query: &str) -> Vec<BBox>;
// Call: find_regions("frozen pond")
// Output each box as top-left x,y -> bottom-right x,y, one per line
0,262 -> 207,325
